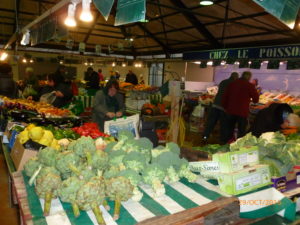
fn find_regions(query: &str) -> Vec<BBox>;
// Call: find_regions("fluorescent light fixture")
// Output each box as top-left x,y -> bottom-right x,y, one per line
65,3 -> 77,27
80,0 -> 93,22
20,30 -> 30,46
200,0 -> 214,6
0,52 -> 8,61
193,61 -> 201,64
207,61 -> 213,66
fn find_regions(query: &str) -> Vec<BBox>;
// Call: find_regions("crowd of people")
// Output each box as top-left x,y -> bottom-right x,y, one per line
203,71 -> 298,144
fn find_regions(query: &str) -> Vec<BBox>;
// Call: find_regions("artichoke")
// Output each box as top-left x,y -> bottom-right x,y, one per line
57,177 -> 84,217
35,170 -> 61,216
106,176 -> 133,220
77,176 -> 106,225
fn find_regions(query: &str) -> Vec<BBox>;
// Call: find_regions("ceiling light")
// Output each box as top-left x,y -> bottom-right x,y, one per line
59,60 -> 64,64
20,30 -> 30,46
89,62 -> 93,66
0,52 -> 8,61
65,3 -> 77,27
122,62 -> 126,67
112,62 -> 116,67
248,61 -> 252,65
84,62 -> 88,66
199,1 -> 214,6
22,58 -> 27,63
220,61 -> 226,66
207,61 -> 213,66
234,61 -> 240,65
30,59 -> 34,63
193,61 -> 201,64
129,38 -> 134,42
80,0 -> 93,22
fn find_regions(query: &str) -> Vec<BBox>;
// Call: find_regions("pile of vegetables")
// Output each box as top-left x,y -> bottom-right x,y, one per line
228,132 -> 300,177
72,122 -> 110,139
44,125 -> 80,140
193,144 -> 229,155
18,123 -> 60,150
24,131 -> 198,223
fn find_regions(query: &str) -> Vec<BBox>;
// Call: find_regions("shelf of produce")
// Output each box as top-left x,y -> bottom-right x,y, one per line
11,168 -> 299,225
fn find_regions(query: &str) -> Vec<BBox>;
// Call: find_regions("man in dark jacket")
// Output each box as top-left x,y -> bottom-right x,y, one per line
0,63 -> 18,98
222,71 -> 259,141
203,72 -> 239,143
250,103 -> 293,137
84,67 -> 100,90
125,70 -> 138,85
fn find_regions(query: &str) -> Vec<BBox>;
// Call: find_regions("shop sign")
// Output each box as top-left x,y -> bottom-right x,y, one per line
93,0 -> 115,21
115,0 -> 146,26
183,44 -> 300,60
253,0 -> 300,29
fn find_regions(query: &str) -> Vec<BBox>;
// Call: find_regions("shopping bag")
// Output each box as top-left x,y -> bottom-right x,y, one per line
40,92 -> 56,104
104,114 -> 140,138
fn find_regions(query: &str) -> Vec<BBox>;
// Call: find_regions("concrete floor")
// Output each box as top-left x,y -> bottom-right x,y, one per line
0,153 -> 19,225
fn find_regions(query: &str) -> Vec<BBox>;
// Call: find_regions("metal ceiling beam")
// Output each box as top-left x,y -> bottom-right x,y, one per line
83,13 -> 101,43
169,0 -> 220,48
137,23 -> 170,57
3,0 -> 78,50
0,7 -> 37,16
13,0 -> 21,34
69,31 -> 124,39
119,26 -> 137,58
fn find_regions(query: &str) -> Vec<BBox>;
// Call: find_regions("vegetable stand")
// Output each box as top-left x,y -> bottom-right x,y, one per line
12,169 -> 299,225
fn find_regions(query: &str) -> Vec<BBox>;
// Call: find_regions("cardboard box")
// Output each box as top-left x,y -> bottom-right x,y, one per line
217,164 -> 271,195
212,146 -> 259,173
10,138 -> 38,171
272,172 -> 300,193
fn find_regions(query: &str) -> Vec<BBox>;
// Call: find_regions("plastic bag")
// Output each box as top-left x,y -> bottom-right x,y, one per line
40,92 -> 56,104
104,114 -> 140,139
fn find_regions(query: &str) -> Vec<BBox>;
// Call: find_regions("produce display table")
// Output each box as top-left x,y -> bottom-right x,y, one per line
74,95 -> 95,109
11,169 -> 299,225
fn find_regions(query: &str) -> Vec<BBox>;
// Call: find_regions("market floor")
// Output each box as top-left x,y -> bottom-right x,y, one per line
0,153 -> 19,225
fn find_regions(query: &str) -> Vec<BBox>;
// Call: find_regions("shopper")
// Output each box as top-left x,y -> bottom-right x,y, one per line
92,79 -> 125,131
98,69 -> 104,81
0,63 -> 18,98
251,78 -> 262,95
84,67 -> 100,90
222,71 -> 259,142
115,71 -> 121,80
250,103 -> 293,137
22,67 -> 40,101
125,70 -> 138,85
53,65 -> 67,84
203,72 -> 239,143
40,73 -> 73,108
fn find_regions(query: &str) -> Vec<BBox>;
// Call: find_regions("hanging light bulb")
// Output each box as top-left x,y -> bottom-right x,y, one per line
20,30 -> 30,46
59,60 -> 64,64
65,3 -> 77,27
84,62 -> 88,66
80,0 -> 93,22
0,52 -> 8,61
22,58 -> 27,63
30,59 -> 34,63
122,62 -> 126,67
199,0 -> 214,6
112,62 -> 116,67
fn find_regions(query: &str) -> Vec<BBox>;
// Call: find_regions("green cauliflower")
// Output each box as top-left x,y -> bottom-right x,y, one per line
176,158 -> 198,183
72,136 -> 96,158
142,163 -> 166,197
89,150 -> 109,172
56,151 -> 81,177
119,169 -> 143,201
35,170 -> 62,216
135,138 -> 153,163
57,176 -> 84,217
77,176 -> 106,224
122,151 -> 147,173
117,130 -> 135,141
104,141 -> 118,153
37,147 -> 57,167
109,150 -> 126,171
74,163 -> 96,181
24,157 -> 40,177
103,166 -> 121,179
151,145 -> 169,158
106,176 -> 134,220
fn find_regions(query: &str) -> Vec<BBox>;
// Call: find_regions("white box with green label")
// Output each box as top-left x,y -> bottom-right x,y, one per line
217,164 -> 271,195
212,146 -> 259,173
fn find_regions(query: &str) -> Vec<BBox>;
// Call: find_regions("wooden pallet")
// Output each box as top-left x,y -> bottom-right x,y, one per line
137,197 -> 262,225
12,171 -> 34,225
